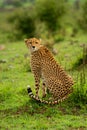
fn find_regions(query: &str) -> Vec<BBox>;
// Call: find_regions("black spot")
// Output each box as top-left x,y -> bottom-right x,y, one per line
45,48 -> 49,53
35,84 -> 38,86
43,83 -> 45,85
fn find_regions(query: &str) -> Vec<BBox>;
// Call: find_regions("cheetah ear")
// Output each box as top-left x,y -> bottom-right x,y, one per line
24,39 -> 28,43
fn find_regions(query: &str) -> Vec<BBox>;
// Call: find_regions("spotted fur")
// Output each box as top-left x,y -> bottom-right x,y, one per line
25,38 -> 74,104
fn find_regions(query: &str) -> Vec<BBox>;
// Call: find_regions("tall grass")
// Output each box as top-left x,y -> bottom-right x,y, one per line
71,44 -> 87,104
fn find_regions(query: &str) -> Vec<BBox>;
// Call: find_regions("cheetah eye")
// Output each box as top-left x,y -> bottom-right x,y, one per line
29,42 -> 32,44
35,42 -> 38,44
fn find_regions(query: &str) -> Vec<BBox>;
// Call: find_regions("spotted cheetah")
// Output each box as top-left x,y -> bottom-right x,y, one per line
25,38 -> 74,104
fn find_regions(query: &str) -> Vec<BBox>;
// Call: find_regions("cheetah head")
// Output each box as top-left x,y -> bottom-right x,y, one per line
24,38 -> 43,53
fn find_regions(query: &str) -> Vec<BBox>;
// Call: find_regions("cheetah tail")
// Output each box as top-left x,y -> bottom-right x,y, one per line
27,86 -> 68,105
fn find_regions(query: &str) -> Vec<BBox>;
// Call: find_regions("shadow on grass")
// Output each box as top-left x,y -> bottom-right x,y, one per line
0,99 -> 47,117
0,95 -> 87,118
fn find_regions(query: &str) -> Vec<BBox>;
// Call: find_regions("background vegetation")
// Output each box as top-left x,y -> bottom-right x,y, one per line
0,0 -> 87,130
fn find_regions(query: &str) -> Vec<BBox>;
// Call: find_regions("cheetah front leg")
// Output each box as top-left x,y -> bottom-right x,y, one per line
34,72 -> 41,99
42,82 -> 47,98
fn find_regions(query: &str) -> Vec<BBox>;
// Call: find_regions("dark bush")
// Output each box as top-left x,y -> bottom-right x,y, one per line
73,45 -> 87,69
78,0 -> 87,31
11,0 -> 22,7
16,14 -> 35,37
8,9 -> 36,39
3,0 -> 22,7
36,0 -> 67,32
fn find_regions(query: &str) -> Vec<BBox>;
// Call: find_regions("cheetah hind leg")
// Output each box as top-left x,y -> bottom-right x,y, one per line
42,82 -> 47,98
42,82 -> 51,98
27,85 -> 67,105
27,85 -> 53,104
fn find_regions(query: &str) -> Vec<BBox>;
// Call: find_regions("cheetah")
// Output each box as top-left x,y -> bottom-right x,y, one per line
24,38 -> 74,104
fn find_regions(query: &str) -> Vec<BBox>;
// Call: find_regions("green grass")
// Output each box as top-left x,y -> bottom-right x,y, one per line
0,39 -> 87,130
